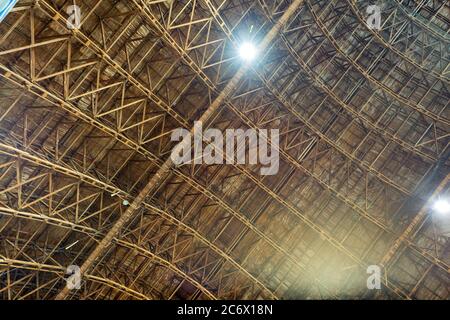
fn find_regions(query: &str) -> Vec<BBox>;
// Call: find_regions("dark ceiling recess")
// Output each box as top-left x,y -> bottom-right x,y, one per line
0,0 -> 448,300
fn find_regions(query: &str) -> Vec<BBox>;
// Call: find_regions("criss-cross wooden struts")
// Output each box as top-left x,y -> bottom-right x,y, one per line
0,0 -> 448,300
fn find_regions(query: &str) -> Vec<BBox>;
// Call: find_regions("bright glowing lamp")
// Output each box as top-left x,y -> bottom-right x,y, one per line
433,199 -> 450,215
239,42 -> 258,62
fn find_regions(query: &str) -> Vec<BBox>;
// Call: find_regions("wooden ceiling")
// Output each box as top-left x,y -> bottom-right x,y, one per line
0,0 -> 449,299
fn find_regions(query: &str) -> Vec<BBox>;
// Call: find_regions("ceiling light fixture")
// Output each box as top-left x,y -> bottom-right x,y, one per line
433,199 -> 450,216
239,42 -> 258,62
65,240 -> 79,250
